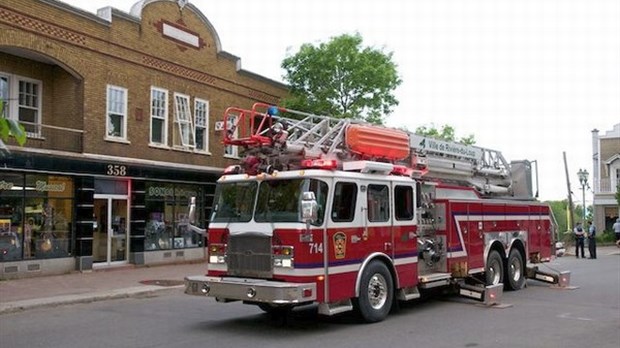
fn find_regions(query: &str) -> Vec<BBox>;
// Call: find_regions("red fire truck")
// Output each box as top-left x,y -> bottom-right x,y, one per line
185,103 -> 570,323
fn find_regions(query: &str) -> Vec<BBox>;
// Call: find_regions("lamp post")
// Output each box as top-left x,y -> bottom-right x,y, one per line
577,168 -> 589,223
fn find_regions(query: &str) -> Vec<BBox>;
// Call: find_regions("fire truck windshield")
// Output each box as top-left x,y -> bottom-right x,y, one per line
211,178 -> 328,224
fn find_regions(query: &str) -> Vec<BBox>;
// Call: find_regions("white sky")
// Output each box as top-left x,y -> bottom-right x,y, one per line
59,0 -> 620,202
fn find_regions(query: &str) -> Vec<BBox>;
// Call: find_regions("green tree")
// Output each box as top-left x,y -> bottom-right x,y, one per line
281,33 -> 401,124
547,200 -> 568,235
415,124 -> 476,145
0,98 -> 27,154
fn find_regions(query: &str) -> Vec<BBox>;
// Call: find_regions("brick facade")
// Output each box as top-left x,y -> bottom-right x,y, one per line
0,0 -> 288,277
0,0 -> 287,167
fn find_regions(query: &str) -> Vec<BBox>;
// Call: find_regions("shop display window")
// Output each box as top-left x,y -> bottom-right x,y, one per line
0,173 -> 74,261
144,183 -> 204,251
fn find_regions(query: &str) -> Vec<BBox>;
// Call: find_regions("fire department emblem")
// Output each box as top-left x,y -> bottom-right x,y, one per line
333,232 -> 346,259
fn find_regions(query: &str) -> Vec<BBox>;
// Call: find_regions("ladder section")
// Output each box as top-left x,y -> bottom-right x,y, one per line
409,134 -> 513,195
220,103 -> 531,197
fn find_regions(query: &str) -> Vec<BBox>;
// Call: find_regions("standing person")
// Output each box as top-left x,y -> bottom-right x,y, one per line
574,222 -> 585,258
613,218 -> 620,248
587,221 -> 597,259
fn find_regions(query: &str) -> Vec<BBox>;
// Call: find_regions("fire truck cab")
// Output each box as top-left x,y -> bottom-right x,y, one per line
185,104 -> 569,323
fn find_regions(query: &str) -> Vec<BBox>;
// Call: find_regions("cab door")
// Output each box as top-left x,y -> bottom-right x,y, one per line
392,183 -> 417,288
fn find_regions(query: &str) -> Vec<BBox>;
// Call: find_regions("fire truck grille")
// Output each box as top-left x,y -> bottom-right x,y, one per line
227,234 -> 273,278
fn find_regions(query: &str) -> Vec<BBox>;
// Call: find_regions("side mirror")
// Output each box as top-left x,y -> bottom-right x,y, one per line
301,191 -> 318,223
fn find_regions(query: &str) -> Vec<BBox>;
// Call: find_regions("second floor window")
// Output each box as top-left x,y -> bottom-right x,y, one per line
194,98 -> 209,152
1,73 -> 42,136
173,93 -> 195,148
106,85 -> 127,139
150,87 -> 168,145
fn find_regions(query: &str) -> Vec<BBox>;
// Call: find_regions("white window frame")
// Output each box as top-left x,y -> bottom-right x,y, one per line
0,73 -> 9,119
173,92 -> 195,148
105,85 -> 128,141
194,98 -> 210,154
149,87 -> 168,146
612,165 -> 620,191
1,72 -> 43,137
223,114 -> 239,158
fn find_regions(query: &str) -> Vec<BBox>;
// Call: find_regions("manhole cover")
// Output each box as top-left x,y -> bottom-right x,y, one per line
139,279 -> 184,287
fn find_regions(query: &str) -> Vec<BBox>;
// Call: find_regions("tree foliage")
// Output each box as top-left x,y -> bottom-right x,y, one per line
281,33 -> 401,124
0,99 -> 27,154
415,124 -> 476,145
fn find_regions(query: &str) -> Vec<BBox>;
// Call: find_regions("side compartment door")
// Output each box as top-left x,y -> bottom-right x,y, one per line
467,202 -> 485,271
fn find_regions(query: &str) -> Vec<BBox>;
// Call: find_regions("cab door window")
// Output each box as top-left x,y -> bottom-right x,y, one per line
367,184 -> 389,222
394,185 -> 414,221
331,182 -> 357,222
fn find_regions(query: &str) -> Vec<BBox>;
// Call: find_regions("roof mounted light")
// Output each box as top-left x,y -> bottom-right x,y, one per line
223,165 -> 242,175
391,165 -> 414,177
301,159 -> 338,170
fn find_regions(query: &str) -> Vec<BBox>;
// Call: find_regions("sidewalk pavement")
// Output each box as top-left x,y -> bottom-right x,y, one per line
0,261 -> 208,315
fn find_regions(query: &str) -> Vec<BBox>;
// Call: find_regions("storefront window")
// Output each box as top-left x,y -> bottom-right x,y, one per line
144,183 -> 203,251
0,173 -> 73,261
0,173 -> 25,261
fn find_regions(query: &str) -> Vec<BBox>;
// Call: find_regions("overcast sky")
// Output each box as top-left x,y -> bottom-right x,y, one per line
58,0 -> 620,202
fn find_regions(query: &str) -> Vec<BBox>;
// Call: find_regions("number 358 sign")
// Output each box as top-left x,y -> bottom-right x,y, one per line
106,164 -> 127,176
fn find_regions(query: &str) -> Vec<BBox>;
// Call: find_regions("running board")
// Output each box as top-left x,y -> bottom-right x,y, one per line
318,300 -> 353,316
457,283 -> 503,306
397,286 -> 421,301
526,266 -> 571,287
418,272 -> 452,289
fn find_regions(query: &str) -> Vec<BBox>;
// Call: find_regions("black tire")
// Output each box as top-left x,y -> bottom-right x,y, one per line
485,250 -> 504,286
505,248 -> 525,290
354,260 -> 394,323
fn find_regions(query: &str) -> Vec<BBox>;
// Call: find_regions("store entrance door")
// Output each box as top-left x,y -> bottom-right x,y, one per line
93,196 -> 128,266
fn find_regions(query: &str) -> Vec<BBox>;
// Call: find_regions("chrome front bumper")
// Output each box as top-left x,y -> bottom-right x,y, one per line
184,276 -> 317,304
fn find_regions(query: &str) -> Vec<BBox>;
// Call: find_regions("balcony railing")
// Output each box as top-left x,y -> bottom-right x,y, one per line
5,121 -> 83,153
594,178 -> 618,194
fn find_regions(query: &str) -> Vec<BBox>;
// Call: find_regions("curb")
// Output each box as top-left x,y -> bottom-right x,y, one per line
0,285 -> 184,315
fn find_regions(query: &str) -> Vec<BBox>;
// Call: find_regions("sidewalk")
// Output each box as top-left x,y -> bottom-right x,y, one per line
0,261 -> 208,315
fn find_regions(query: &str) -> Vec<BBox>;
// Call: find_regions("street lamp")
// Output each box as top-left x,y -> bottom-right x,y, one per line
577,168 -> 589,223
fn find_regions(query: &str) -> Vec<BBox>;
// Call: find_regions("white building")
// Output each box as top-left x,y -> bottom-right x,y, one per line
591,124 -> 620,231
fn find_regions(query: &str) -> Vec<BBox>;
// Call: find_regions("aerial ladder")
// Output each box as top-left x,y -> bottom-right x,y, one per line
221,103 -> 536,199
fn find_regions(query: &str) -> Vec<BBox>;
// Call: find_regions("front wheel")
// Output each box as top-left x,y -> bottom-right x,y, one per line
505,248 -> 525,290
486,250 -> 504,286
354,260 -> 394,323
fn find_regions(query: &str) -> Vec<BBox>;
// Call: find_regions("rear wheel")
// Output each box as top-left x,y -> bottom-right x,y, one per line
485,250 -> 504,286
354,260 -> 393,323
505,248 -> 525,290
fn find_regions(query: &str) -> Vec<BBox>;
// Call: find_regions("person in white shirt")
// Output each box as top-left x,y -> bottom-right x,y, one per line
587,221 -> 597,259
612,218 -> 620,248
573,222 -> 586,258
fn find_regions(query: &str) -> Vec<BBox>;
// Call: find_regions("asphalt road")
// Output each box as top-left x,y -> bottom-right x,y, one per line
1,250 -> 618,348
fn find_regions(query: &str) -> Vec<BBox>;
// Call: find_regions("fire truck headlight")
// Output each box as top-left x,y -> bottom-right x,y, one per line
273,257 -> 293,268
209,255 -> 226,264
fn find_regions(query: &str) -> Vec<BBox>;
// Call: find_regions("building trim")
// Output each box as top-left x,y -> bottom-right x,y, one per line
0,4 -> 286,103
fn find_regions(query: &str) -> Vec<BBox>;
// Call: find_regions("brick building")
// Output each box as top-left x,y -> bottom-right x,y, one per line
591,124 -> 620,232
0,0 -> 288,278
